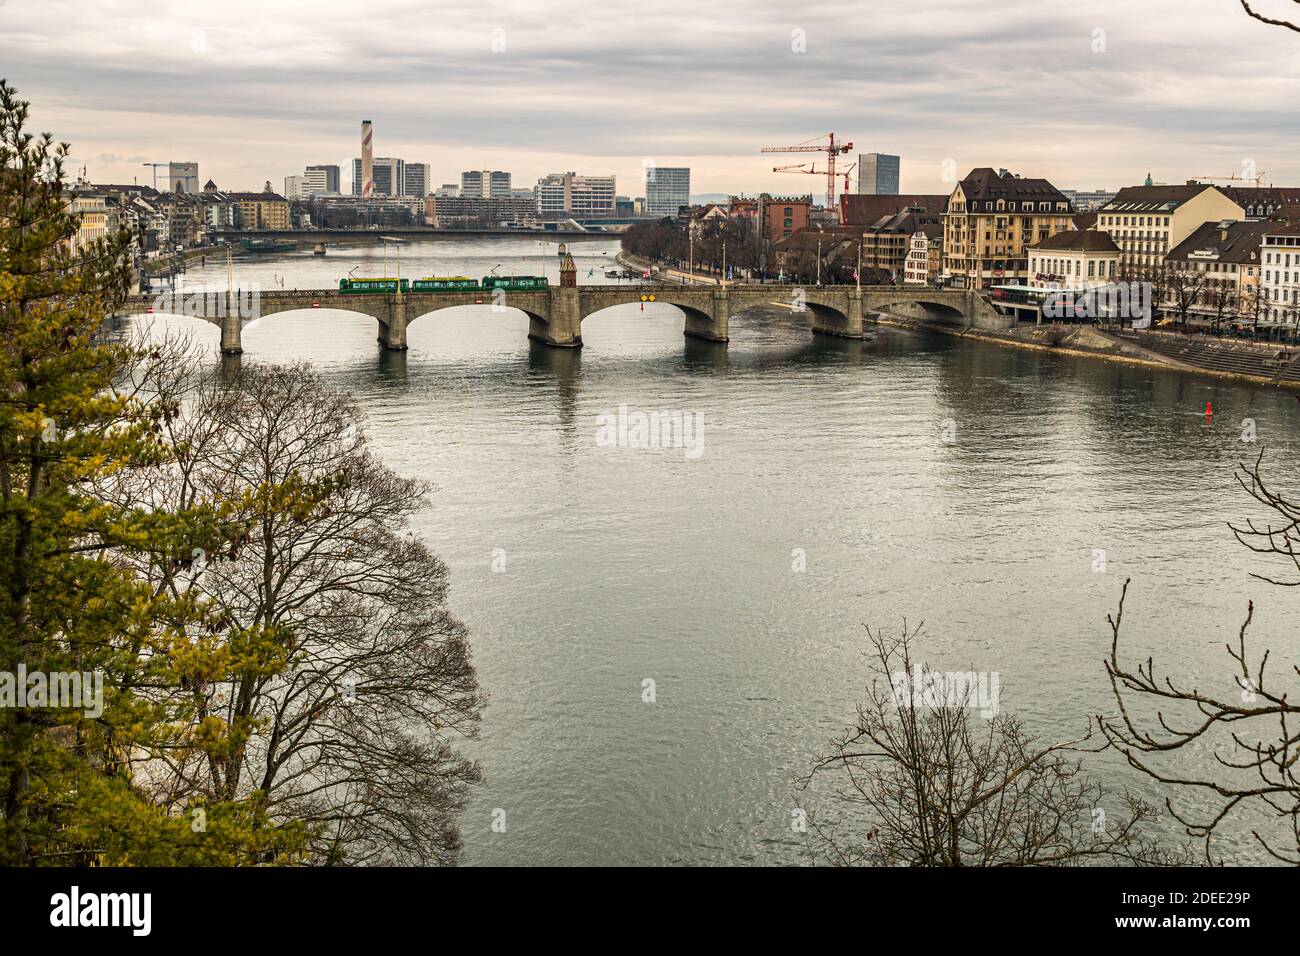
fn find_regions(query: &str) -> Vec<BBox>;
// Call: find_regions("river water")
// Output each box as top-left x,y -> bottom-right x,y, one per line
139,236 -> 1300,865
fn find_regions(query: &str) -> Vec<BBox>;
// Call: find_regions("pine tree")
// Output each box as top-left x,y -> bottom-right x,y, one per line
0,79 -> 305,864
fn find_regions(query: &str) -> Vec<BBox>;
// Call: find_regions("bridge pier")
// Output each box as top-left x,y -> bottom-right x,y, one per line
378,296 -> 408,350
808,290 -> 865,339
683,288 -> 730,342
532,287 -> 582,348
220,311 -> 242,355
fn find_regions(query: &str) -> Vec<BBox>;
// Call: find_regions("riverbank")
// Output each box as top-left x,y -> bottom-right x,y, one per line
876,312 -> 1300,392
616,251 -> 721,285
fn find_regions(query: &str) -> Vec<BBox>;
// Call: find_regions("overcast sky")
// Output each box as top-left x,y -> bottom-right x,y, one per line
4,0 -> 1299,198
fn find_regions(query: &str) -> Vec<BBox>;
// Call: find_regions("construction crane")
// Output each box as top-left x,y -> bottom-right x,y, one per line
840,160 -> 857,199
761,133 -> 853,223
1196,171 -> 1268,187
142,162 -> 168,190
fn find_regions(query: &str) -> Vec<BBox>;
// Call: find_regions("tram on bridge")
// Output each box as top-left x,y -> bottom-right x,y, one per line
338,275 -> 549,295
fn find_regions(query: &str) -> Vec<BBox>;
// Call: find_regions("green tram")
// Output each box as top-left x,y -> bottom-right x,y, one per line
337,275 -> 549,294
338,277 -> 408,294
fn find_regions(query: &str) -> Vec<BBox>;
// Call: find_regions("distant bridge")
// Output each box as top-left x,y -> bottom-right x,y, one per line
116,284 -> 1010,354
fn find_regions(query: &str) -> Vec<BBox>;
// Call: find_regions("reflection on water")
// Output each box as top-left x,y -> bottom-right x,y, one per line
132,241 -> 1300,865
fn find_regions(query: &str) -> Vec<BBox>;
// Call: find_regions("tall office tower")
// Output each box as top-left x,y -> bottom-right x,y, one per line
461,169 -> 512,199
644,166 -> 690,218
404,163 -> 430,198
306,164 -> 340,194
857,153 -> 900,195
361,120 -> 374,197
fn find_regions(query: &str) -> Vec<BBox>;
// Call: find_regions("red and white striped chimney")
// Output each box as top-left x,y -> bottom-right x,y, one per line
361,120 -> 374,198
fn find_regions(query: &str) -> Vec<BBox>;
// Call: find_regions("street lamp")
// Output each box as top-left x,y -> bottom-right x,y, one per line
857,231 -> 865,291
381,236 -> 406,297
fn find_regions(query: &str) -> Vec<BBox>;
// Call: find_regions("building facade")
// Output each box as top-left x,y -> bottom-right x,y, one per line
903,225 -> 943,285
1026,229 -> 1121,290
352,157 -> 407,196
1163,219 -> 1270,323
1261,229 -> 1300,325
67,192 -> 110,252
461,170 -> 512,199
231,191 -> 291,230
424,194 -> 537,227
857,153 -> 900,195
404,163 -> 430,198
1095,182 -> 1243,273
305,164 -> 341,195
644,166 -> 690,219
1220,186 -> 1300,221
942,167 -> 1074,288
536,172 -> 616,216
1059,189 -> 1116,213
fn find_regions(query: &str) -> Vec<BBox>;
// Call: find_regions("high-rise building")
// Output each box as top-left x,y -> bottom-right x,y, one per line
461,170 -> 511,199
360,121 -> 374,197
1059,188 -> 1115,213
306,164 -> 340,195
856,153 -> 900,195
644,166 -> 690,218
404,163 -> 430,198
352,157 -> 405,196
287,165 -> 341,199
536,172 -> 616,216
168,161 -> 200,194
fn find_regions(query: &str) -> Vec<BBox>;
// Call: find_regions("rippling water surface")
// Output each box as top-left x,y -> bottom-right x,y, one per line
138,238 -> 1300,865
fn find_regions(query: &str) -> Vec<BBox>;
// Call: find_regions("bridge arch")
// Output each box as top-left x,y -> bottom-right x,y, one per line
580,297 -> 726,344
408,301 -> 548,329
867,297 -> 967,325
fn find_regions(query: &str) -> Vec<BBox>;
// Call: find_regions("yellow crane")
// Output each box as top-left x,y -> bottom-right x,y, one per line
1196,171 -> 1268,187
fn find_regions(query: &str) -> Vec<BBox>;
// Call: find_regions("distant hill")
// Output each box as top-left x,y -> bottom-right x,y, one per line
689,193 -> 730,205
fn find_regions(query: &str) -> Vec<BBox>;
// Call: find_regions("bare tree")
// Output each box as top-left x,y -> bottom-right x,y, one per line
798,623 -> 1181,866
107,359 -> 484,865
1241,0 -> 1300,32
1205,280 -> 1238,334
1101,450 -> 1300,865
1164,265 -> 1209,328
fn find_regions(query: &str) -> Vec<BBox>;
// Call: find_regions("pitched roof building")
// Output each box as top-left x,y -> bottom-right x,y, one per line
1219,186 -> 1300,221
1096,183 -> 1243,272
1026,229 -> 1121,289
942,167 -> 1074,287
841,193 -> 947,227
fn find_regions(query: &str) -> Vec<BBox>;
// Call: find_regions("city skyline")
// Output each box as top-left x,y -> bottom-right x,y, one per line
6,0 -> 1300,197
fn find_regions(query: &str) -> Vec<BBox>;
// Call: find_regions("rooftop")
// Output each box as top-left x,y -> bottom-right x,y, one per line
1027,229 -> 1120,253
1166,219 -> 1273,264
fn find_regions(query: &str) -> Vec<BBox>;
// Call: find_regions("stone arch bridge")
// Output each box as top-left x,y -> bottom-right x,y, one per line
117,284 -> 1009,354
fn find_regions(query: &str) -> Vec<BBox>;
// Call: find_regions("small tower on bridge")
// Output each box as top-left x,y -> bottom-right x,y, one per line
560,252 -> 576,288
